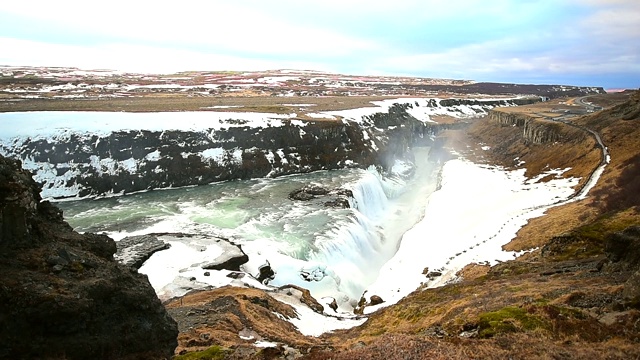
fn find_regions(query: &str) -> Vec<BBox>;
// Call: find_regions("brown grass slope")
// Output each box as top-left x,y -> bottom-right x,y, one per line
165,287 -> 322,357
298,91 -> 640,360
0,96 -> 390,113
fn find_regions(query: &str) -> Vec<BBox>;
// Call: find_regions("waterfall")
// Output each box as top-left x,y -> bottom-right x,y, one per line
307,166 -> 407,300
59,147 -> 440,309
349,169 -> 389,219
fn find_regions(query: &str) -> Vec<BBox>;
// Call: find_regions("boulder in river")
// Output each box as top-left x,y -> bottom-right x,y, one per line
115,234 -> 171,269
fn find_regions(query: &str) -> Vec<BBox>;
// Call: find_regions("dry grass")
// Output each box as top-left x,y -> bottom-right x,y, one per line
587,91 -> 636,108
304,333 -> 640,360
165,287 -> 319,355
456,263 -> 491,281
0,95 -> 392,113
466,111 -> 600,182
508,92 -> 640,250
315,253 -> 640,359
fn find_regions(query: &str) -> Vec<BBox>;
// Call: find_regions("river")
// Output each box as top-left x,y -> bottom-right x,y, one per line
58,147 -> 441,308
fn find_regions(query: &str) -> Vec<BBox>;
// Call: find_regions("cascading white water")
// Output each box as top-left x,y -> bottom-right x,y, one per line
302,167 -> 408,300
310,211 -> 386,300
58,147 -> 441,309
349,167 -> 391,219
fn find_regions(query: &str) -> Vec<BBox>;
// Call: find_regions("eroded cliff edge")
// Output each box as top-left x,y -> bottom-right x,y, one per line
489,109 -> 580,144
0,156 -> 178,359
0,104 -> 464,199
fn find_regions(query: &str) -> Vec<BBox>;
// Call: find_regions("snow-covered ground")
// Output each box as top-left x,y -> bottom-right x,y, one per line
362,159 -> 580,313
0,111 -> 296,139
0,97 -> 518,141
271,290 -> 366,336
322,97 -> 523,123
132,233 -> 367,336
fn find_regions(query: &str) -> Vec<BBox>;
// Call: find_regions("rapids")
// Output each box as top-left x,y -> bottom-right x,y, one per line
58,147 -> 441,308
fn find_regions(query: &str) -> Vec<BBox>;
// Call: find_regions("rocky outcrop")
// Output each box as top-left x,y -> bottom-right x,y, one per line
416,82 -> 605,98
489,110 -> 532,127
605,226 -> 640,270
369,295 -> 384,306
438,97 -> 540,107
4,120 -> 369,199
0,155 -> 178,359
202,239 -> 249,271
364,103 -> 467,170
276,285 -> 325,313
522,119 -> 565,144
165,287 -> 318,355
289,184 -> 353,208
289,184 -> 330,201
489,110 -> 573,144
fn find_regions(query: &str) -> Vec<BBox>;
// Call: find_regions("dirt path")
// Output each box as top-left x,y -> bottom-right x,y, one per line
532,96 -> 609,200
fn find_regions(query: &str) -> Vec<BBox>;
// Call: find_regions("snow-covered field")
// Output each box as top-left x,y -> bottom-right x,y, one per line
0,97 -> 511,141
363,159 -> 580,313
0,111 -> 296,139
0,66 -> 477,99
321,97 -> 521,123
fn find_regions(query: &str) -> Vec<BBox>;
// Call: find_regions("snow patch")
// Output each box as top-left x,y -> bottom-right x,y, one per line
364,158 -> 581,311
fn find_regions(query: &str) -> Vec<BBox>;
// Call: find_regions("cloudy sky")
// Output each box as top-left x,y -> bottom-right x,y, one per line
1,0 -> 638,89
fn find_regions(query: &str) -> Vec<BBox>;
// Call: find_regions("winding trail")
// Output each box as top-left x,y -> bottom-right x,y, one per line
537,95 -> 610,200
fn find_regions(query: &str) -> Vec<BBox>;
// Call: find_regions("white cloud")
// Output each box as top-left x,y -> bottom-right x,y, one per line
580,6 -> 640,40
1,1 -> 380,58
0,38 -> 335,73
374,28 -> 640,83
1,0 -> 638,87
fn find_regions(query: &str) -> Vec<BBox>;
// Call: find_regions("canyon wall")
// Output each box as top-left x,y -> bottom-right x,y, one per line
489,110 -> 573,144
1,106 -> 459,199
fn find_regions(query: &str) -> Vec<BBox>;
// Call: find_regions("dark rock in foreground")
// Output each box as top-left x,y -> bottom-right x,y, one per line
0,156 -> 178,359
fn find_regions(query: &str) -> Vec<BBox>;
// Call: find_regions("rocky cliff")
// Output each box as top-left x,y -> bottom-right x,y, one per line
1,105 -> 460,199
0,155 -> 178,359
489,110 -> 579,144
